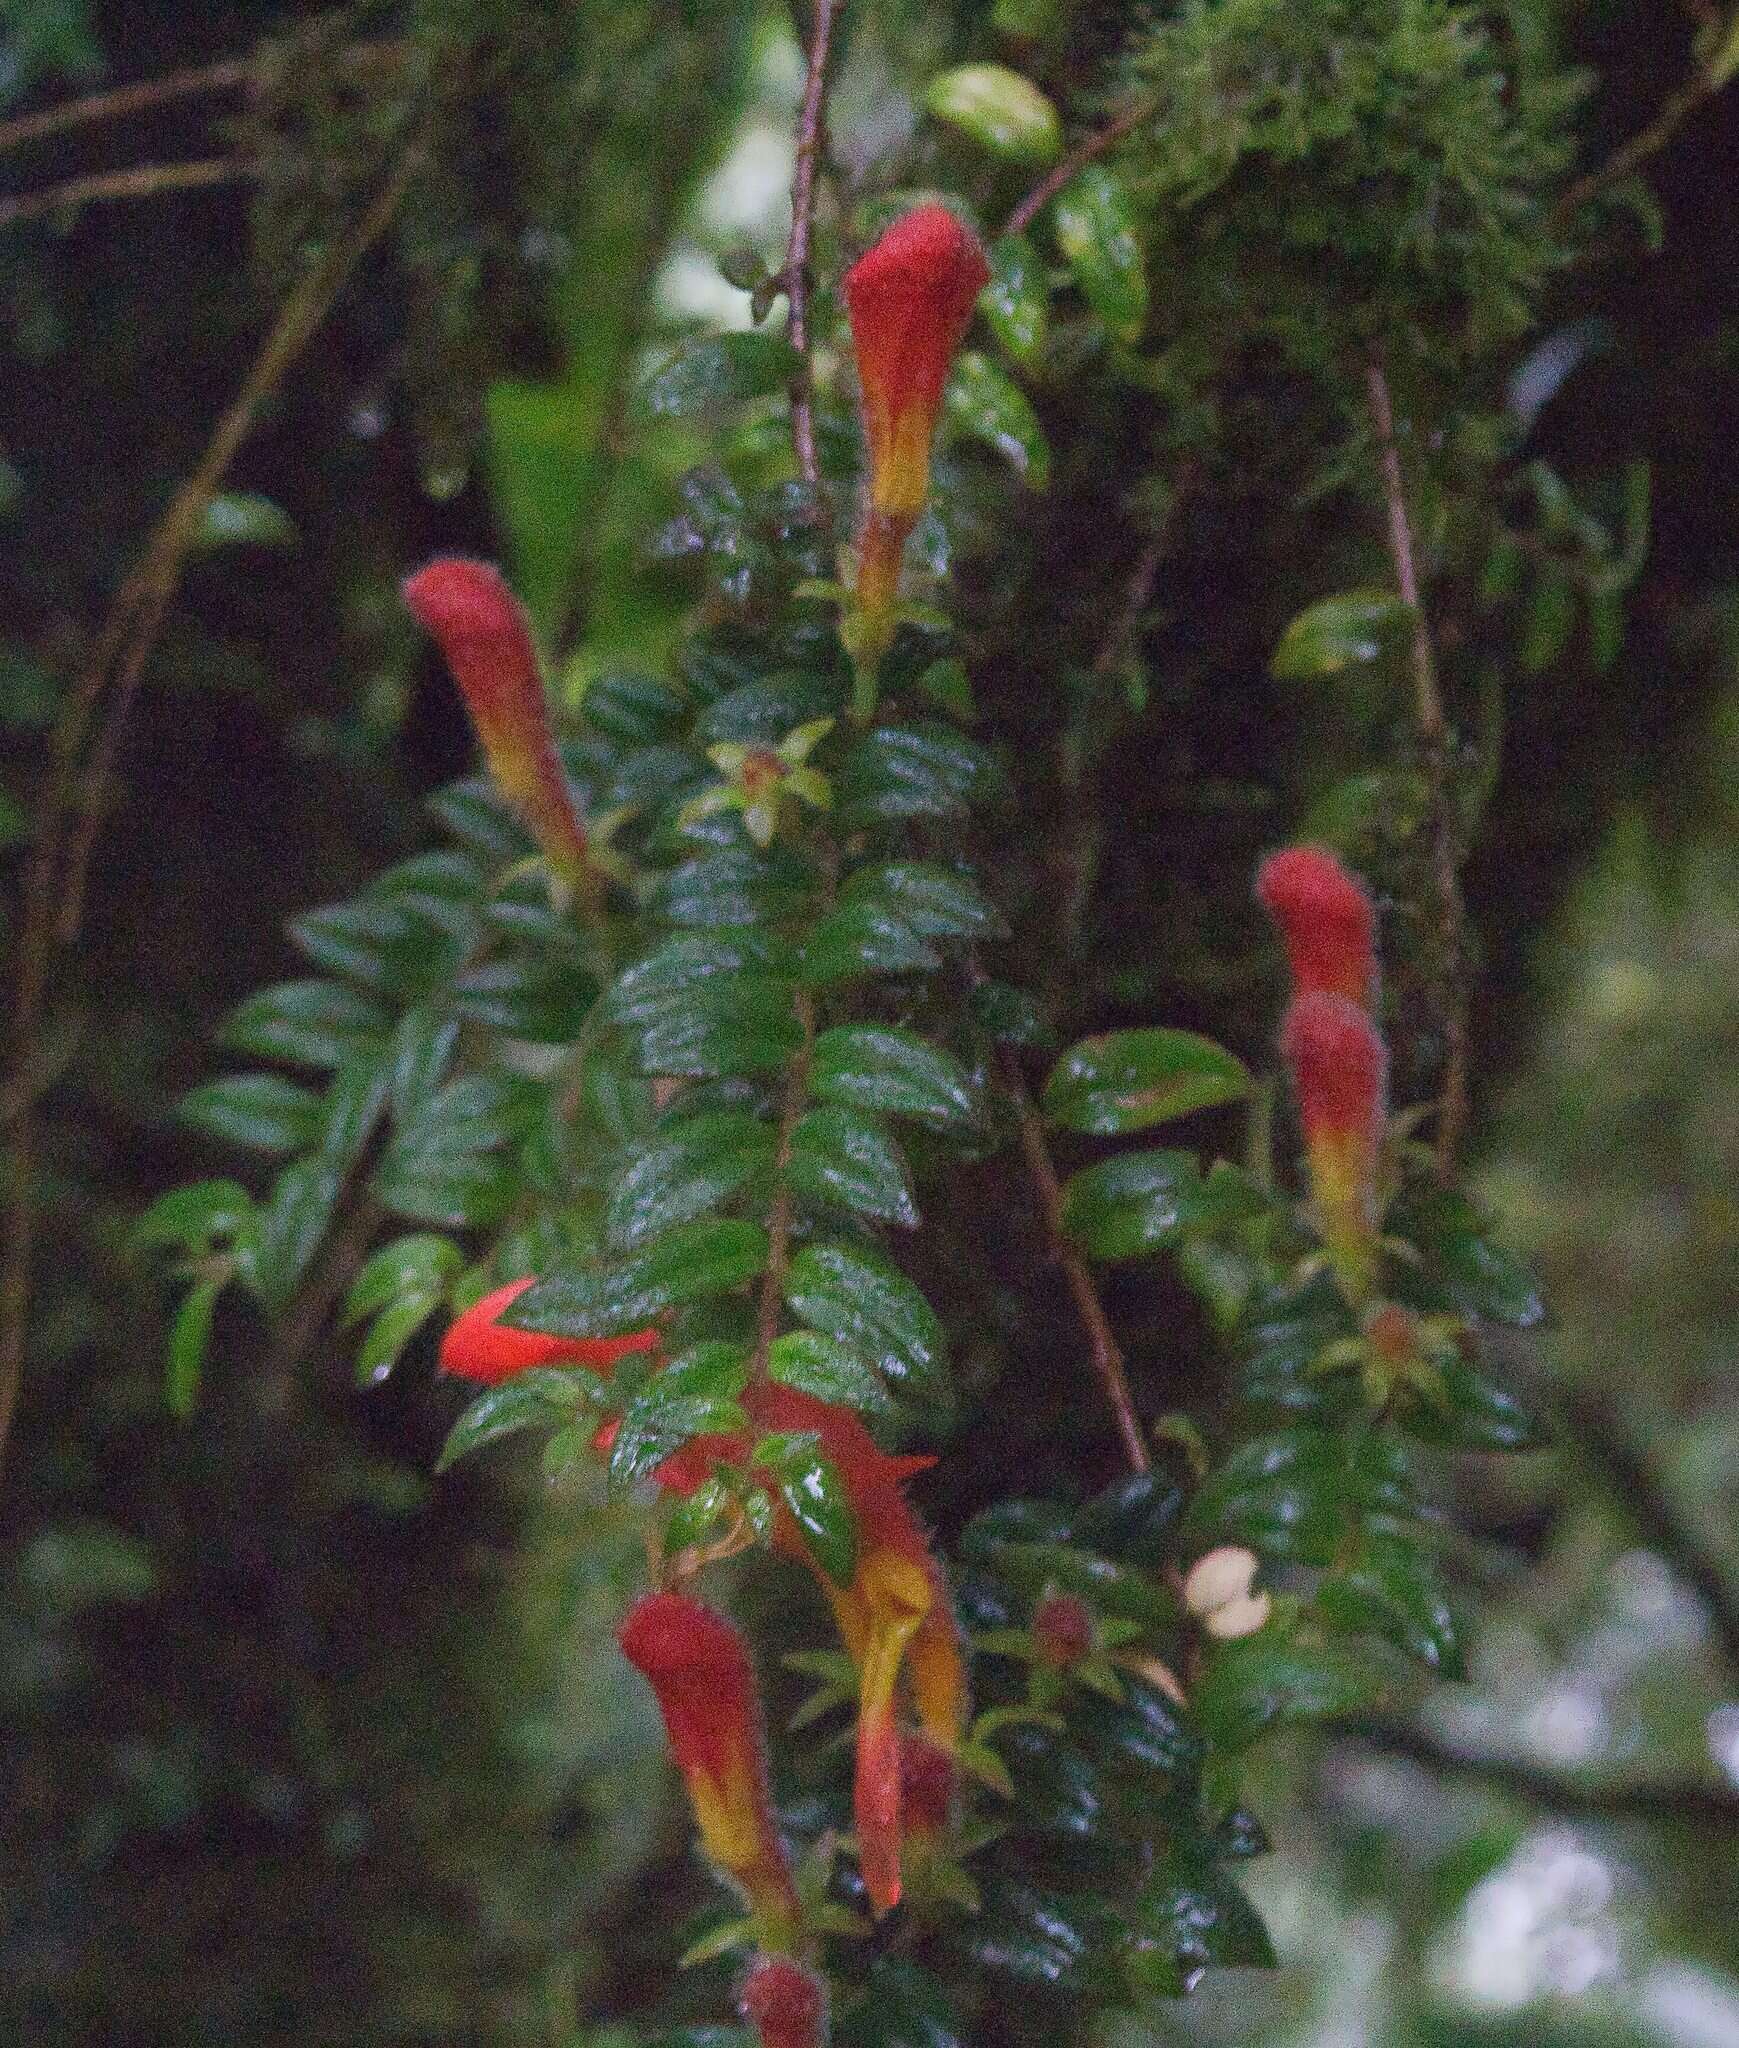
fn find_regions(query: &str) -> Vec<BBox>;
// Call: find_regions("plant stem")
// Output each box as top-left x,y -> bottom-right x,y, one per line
1003,99 -> 1152,238
1364,357 -> 1469,1177
0,156 -> 253,229
1000,1050 -> 1149,1473
0,137 -> 421,1485
782,0 -> 840,491
750,990 -> 816,1390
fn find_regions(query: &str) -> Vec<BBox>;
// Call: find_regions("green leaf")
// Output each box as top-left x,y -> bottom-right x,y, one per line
1185,1424 -> 1418,1566
811,1025 -> 980,1134
838,861 -> 1007,944
449,954 -> 596,1042
436,1369 -> 592,1473
134,1178 -> 253,1255
968,1537 -> 1178,1628
373,1074 -> 536,1231
355,1292 -> 443,1388
388,1004 -> 459,1127
317,1049 -> 391,1174
1044,1028 -> 1250,1134
582,669 -> 691,744
767,1329 -> 895,1414
426,776 -> 532,864
1270,589 -> 1414,681
633,972 -> 801,1080
981,233 -> 1047,364
192,491 -> 298,552
1398,1188 -> 1545,1327
836,722 -> 1009,826
610,927 -> 793,1026
657,847 -> 819,927
789,1106 -> 918,1227
178,1074 -> 323,1155
1192,1633 -> 1398,1752
604,1111 -> 776,1252
1124,1854 -> 1276,1996
290,899 -> 462,996
513,1220 -> 770,1339
246,1158 -> 341,1314
344,1234 -> 462,1323
608,1393 -> 744,1494
1053,165 -> 1147,343
926,63 -> 1062,162
783,1239 -> 949,1412
1319,1533 -> 1464,1677
797,899 -> 941,987
15,1520 -> 157,1611
636,332 -> 800,420
220,979 -> 389,1071
1071,1471 -> 1185,1568
946,351 -> 1050,488
757,1432 -> 857,1585
166,1277 -> 221,1419
1060,1149 -> 1203,1263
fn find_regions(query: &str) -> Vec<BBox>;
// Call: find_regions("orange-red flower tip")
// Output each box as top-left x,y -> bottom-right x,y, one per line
844,204 -> 990,584
1257,844 -> 1378,1010
439,1279 -> 657,1385
403,556 -> 592,891
739,1956 -> 828,2048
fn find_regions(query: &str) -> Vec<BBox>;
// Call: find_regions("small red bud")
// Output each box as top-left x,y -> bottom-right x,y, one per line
1257,845 -> 1378,1010
739,1955 -> 829,2048
1031,1591 -> 1095,1670
898,1731 -> 959,1840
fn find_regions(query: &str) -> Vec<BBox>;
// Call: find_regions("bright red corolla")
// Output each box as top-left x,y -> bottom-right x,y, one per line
842,204 -> 990,653
617,1591 -> 799,1936
402,558 -> 595,901
1280,990 -> 1390,1301
438,1278 -> 658,1385
738,1955 -> 828,2048
1257,844 -> 1378,1010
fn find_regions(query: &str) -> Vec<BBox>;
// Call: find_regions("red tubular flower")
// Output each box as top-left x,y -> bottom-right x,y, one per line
439,1278 -> 658,1386
746,1383 -> 967,1916
842,204 -> 990,655
739,1955 -> 829,2048
1257,845 -> 1378,1010
1280,991 -> 1389,1302
402,558 -> 595,902
617,1592 -> 799,1935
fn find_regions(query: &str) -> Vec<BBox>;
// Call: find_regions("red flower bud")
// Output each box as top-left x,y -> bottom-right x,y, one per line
1031,1591 -> 1095,1671
1257,845 -> 1378,1010
842,205 -> 990,650
1279,991 -> 1389,1301
898,1731 -> 958,1841
438,1278 -> 658,1386
402,558 -> 594,899
739,1955 -> 829,2048
618,1592 -> 798,1931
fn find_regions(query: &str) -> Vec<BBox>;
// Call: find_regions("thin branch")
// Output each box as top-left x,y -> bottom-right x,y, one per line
750,991 -> 816,1388
0,138 -> 422,1485
1364,357 -> 1469,1177
0,55 -> 252,156
782,0 -> 840,490
1555,18 -> 1739,226
0,156 -> 253,230
1342,1718 -> 1739,1830
1001,1049 -> 1149,1474
1003,99 -> 1152,239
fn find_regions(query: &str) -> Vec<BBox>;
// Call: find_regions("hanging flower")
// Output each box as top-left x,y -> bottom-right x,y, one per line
1279,991 -> 1389,1303
402,557 -> 598,905
438,1277 -> 658,1386
738,1955 -> 829,2048
617,1591 -> 799,1937
1256,845 -> 1378,1010
842,204 -> 990,659
747,1383 -> 967,1916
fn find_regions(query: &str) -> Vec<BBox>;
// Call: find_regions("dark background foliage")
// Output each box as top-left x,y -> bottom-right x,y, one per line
3,3 -> 1738,2044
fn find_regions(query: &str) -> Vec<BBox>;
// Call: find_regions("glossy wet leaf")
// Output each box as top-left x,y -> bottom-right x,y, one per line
178,1074 -> 323,1155
788,1106 -> 918,1227
783,1238 -> 949,1412
1270,589 -> 1414,680
811,1025 -> 980,1134
1053,165 -> 1147,343
605,1110 -> 775,1251
512,1220 -> 770,1339
980,232 -> 1047,364
1044,1028 -> 1250,1134
926,63 -> 1062,162
946,351 -> 1051,488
